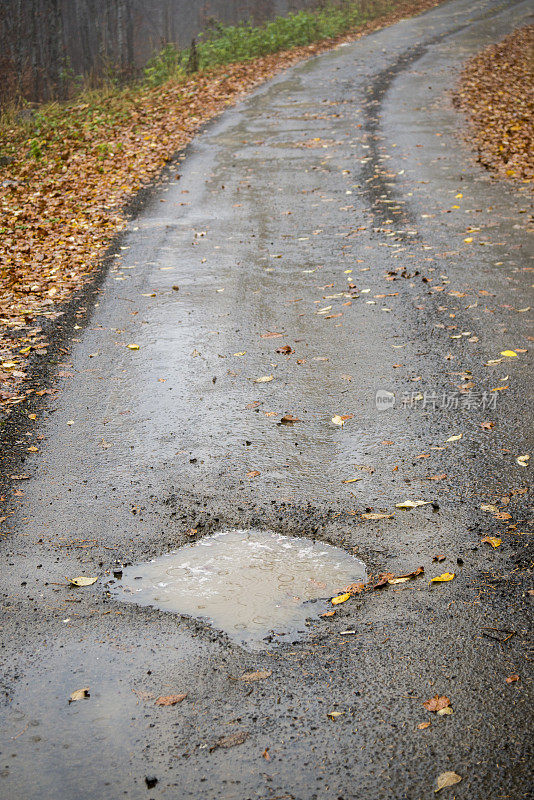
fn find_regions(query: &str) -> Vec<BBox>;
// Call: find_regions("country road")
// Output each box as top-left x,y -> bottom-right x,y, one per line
0,0 -> 532,798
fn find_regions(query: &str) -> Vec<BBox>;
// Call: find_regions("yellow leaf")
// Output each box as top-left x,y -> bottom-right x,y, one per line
464,237 -> 473,243
500,350 -> 517,357
435,772 -> 462,793
361,512 -> 394,520
1,361 -> 17,369
327,710 -> 345,719
516,454 -> 529,467
446,434 -> 462,442
234,352 -> 246,356
331,592 -> 351,605
455,193 -> 463,199
253,375 -> 273,383
430,572 -> 455,583
480,504 -> 499,512
342,477 -> 362,484
67,576 -> 98,587
127,344 -> 139,350
69,688 -> 90,703
482,536 -> 502,548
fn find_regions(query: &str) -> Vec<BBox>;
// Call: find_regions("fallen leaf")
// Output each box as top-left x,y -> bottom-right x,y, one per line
500,350 -> 517,357
127,344 -> 139,350
67,576 -> 98,587
372,573 -> 395,589
331,592 -> 351,605
234,351 -> 246,357
505,674 -> 519,683
435,772 -> 462,793
275,345 -> 293,354
210,731 -> 248,751
254,375 -> 273,383
155,693 -> 187,706
446,434 -> 462,442
262,747 -> 271,761
69,688 -> 90,703
246,470 -> 260,479
423,695 -> 451,712
430,573 -> 455,583
280,414 -> 302,424
239,670 -> 272,682
260,332 -> 283,339
418,721 -> 431,730
481,421 -> 495,430
516,454 -> 530,467
480,503 -> 499,513
327,711 -> 345,719
437,706 -> 453,716
361,512 -> 394,520
320,610 -> 336,617
395,500 -> 431,509
332,414 -> 353,426
433,555 -> 446,562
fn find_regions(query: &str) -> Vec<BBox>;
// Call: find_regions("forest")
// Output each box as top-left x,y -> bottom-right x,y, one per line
0,0 -> 319,103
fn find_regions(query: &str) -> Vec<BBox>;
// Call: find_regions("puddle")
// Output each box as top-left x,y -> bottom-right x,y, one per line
111,529 -> 366,649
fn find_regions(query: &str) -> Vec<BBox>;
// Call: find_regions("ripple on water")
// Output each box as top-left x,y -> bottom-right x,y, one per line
111,529 -> 366,649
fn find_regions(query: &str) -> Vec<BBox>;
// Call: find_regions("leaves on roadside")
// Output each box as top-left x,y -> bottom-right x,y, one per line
435,771 -> 462,793
253,375 -> 273,383
275,345 -> 293,354
505,674 -> 519,683
331,414 -> 353,426
361,512 -> 394,520
246,470 -> 260,478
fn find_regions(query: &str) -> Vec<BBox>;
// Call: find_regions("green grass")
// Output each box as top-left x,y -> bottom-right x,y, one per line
144,0 -> 394,85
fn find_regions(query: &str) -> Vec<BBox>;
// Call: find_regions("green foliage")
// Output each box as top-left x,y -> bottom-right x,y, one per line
143,0 -> 392,82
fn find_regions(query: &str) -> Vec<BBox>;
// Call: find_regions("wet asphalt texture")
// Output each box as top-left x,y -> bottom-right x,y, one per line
0,0 -> 533,798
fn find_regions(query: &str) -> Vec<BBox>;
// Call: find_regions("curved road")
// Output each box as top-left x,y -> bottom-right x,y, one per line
0,0 -> 532,798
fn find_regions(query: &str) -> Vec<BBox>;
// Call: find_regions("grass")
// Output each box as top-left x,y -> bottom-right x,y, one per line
144,1 -> 394,84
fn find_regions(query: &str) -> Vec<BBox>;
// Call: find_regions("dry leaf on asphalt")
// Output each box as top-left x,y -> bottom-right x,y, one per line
505,674 -> 519,684
423,695 -> 451,712
395,500 -> 431,509
435,771 -> 462,793
155,693 -> 187,706
361,512 -> 394,520
430,573 -> 455,583
69,688 -> 90,703
418,721 -> 431,730
246,470 -> 260,478
446,434 -> 462,442
253,375 -> 274,383
481,536 -> 502,548
239,670 -> 272,682
331,592 -> 351,605
280,414 -> 302,424
210,730 -> 248,751
332,414 -> 354,426
66,576 -> 98,587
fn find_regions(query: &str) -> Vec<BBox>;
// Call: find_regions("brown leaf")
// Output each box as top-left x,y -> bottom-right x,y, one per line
239,670 -> 272,682
210,730 -> 248,751
423,695 -> 450,712
155,693 -> 187,706
69,688 -> 90,703
505,674 -> 519,683
246,470 -> 260,478
275,345 -> 293,354
280,414 -> 302,425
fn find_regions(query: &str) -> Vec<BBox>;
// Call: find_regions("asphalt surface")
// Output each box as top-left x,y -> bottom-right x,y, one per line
0,0 -> 532,798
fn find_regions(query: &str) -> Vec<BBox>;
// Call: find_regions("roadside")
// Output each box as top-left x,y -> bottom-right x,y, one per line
0,0 -> 445,419
453,24 -> 533,183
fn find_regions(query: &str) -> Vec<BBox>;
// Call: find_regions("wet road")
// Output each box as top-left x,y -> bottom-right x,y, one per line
1,0 -> 532,797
